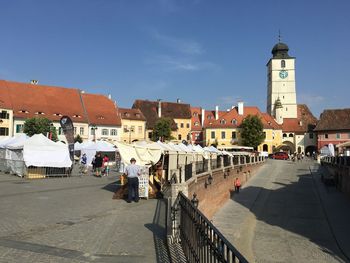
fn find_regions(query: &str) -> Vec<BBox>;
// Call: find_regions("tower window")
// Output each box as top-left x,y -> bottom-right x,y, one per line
281,60 -> 286,68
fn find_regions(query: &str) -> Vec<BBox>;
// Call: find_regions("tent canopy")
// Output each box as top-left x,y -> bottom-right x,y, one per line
23,134 -> 72,168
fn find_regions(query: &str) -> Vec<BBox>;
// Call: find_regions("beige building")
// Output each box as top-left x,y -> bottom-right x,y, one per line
119,108 -> 146,143
0,108 -> 13,138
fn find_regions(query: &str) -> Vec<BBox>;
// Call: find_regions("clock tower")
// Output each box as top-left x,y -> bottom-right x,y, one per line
267,42 -> 297,119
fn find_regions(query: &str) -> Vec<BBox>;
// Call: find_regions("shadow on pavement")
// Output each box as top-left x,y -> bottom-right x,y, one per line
231,168 -> 349,262
145,199 -> 171,263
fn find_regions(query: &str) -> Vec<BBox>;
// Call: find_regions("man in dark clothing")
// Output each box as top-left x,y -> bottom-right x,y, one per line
125,158 -> 141,203
94,153 -> 103,177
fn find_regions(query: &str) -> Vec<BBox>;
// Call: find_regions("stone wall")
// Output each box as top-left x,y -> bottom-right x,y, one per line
187,162 -> 263,219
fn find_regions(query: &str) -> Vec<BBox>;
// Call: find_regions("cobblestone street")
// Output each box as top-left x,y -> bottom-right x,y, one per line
0,172 -> 169,263
214,160 -> 350,263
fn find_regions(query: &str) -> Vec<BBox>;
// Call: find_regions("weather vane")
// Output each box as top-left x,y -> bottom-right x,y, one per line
278,30 -> 281,43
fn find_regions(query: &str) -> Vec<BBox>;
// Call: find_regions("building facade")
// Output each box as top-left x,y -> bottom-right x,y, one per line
119,108 -> 146,143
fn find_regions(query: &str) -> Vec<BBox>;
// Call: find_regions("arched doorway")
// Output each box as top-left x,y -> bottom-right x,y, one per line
276,141 -> 295,154
305,145 -> 317,156
263,144 -> 268,152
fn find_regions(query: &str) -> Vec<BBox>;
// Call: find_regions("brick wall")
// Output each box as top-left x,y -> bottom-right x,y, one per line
187,163 -> 263,219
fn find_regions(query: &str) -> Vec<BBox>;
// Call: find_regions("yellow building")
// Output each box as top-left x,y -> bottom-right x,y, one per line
202,104 -> 282,154
0,108 -> 13,138
119,108 -> 146,143
132,99 -> 192,142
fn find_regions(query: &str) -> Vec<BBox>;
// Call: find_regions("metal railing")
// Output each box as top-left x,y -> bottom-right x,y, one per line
172,192 -> 248,263
196,160 -> 209,175
322,156 -> 350,166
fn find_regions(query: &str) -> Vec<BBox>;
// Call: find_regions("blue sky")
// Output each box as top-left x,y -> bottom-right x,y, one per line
0,0 -> 349,117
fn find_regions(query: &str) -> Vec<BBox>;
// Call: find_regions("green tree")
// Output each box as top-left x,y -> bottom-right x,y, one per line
23,117 -> 58,141
240,115 -> 265,148
152,117 -> 173,142
74,134 -> 83,143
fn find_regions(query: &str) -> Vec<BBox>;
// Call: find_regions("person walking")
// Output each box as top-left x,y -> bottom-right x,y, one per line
234,177 -> 241,193
94,153 -> 103,177
102,155 -> 109,176
80,153 -> 87,174
125,158 -> 141,203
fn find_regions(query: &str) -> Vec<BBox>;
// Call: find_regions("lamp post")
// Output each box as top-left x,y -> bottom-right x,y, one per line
90,124 -> 97,142
49,123 -> 54,140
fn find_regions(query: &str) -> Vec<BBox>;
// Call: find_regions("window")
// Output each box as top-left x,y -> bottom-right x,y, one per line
263,132 -> 266,139
195,133 -> 200,140
231,119 -> 237,125
289,133 -> 294,137
138,126 -> 142,134
80,127 -> 84,135
336,133 -> 341,139
309,133 -> 314,139
111,129 -> 117,136
74,127 -> 77,135
0,110 -> 9,119
220,119 -> 226,125
90,128 -> 95,135
211,131 -> 215,139
231,132 -> 237,139
16,124 -> 24,133
221,131 -> 226,139
286,107 -> 288,111
281,60 -> 286,68
283,133 -> 287,138
194,121 -> 199,126
123,125 -> 128,132
208,115 -> 212,120
130,126 -> 135,132
0,127 -> 9,136
35,111 -> 45,115
325,134 -> 329,139
180,123 -> 184,128
58,127 -> 62,135
186,123 -> 190,128
148,132 -> 152,139
102,129 -> 108,136
178,134 -> 182,140
193,112 -> 198,117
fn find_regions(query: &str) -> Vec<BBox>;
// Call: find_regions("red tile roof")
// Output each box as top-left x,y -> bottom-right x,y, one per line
81,93 -> 121,126
119,108 -> 146,121
314,108 -> 350,131
0,79 -> 121,126
0,80 -> 88,122
282,104 -> 317,133
191,107 -> 202,131
202,106 -> 281,130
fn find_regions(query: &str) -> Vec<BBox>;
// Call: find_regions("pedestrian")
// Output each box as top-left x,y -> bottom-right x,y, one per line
80,153 -> 87,174
125,157 -> 141,203
91,155 -> 96,172
94,153 -> 103,177
234,177 -> 241,193
102,155 -> 109,176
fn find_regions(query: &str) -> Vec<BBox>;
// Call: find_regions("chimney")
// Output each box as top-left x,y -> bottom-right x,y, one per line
157,99 -> 162,118
201,108 -> 205,126
30,80 -> 38,85
215,106 -> 219,120
177,98 -> 181,103
108,94 -> 112,99
238,101 -> 244,115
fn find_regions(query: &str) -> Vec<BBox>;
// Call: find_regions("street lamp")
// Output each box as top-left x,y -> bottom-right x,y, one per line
90,124 -> 97,142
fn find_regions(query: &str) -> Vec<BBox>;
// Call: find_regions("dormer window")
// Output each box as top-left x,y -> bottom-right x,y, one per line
231,119 -> 237,125
194,121 -> 199,126
193,112 -> 198,117
73,115 -> 81,118
97,116 -> 105,120
135,113 -> 140,118
220,119 -> 226,124
268,121 -> 271,126
35,111 -> 45,115
53,113 -> 62,117
207,115 -> 212,120
18,110 -> 29,114
281,60 -> 286,68
124,113 -> 130,117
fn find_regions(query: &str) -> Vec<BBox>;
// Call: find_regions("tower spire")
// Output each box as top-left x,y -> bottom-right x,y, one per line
278,29 -> 281,43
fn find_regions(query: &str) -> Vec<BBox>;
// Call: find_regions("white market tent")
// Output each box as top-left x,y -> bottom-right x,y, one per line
23,134 -> 72,168
79,141 -> 116,165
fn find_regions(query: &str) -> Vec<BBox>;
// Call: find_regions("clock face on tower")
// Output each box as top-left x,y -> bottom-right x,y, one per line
279,70 -> 288,79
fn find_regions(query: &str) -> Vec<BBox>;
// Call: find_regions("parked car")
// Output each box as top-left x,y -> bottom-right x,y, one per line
272,152 -> 289,160
268,153 -> 274,159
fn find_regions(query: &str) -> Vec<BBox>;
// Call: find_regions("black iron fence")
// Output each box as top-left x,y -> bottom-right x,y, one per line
196,160 -> 209,175
185,163 -> 193,182
174,192 -> 248,263
223,156 -> 231,167
233,156 -> 239,165
322,156 -> 350,166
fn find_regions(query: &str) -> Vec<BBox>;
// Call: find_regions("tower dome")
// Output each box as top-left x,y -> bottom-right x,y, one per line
271,42 -> 290,59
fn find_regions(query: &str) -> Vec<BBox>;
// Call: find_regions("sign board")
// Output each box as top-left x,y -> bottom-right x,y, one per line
138,166 -> 149,199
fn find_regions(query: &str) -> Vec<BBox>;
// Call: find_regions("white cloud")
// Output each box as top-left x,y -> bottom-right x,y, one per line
146,55 -> 218,72
152,31 -> 204,55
